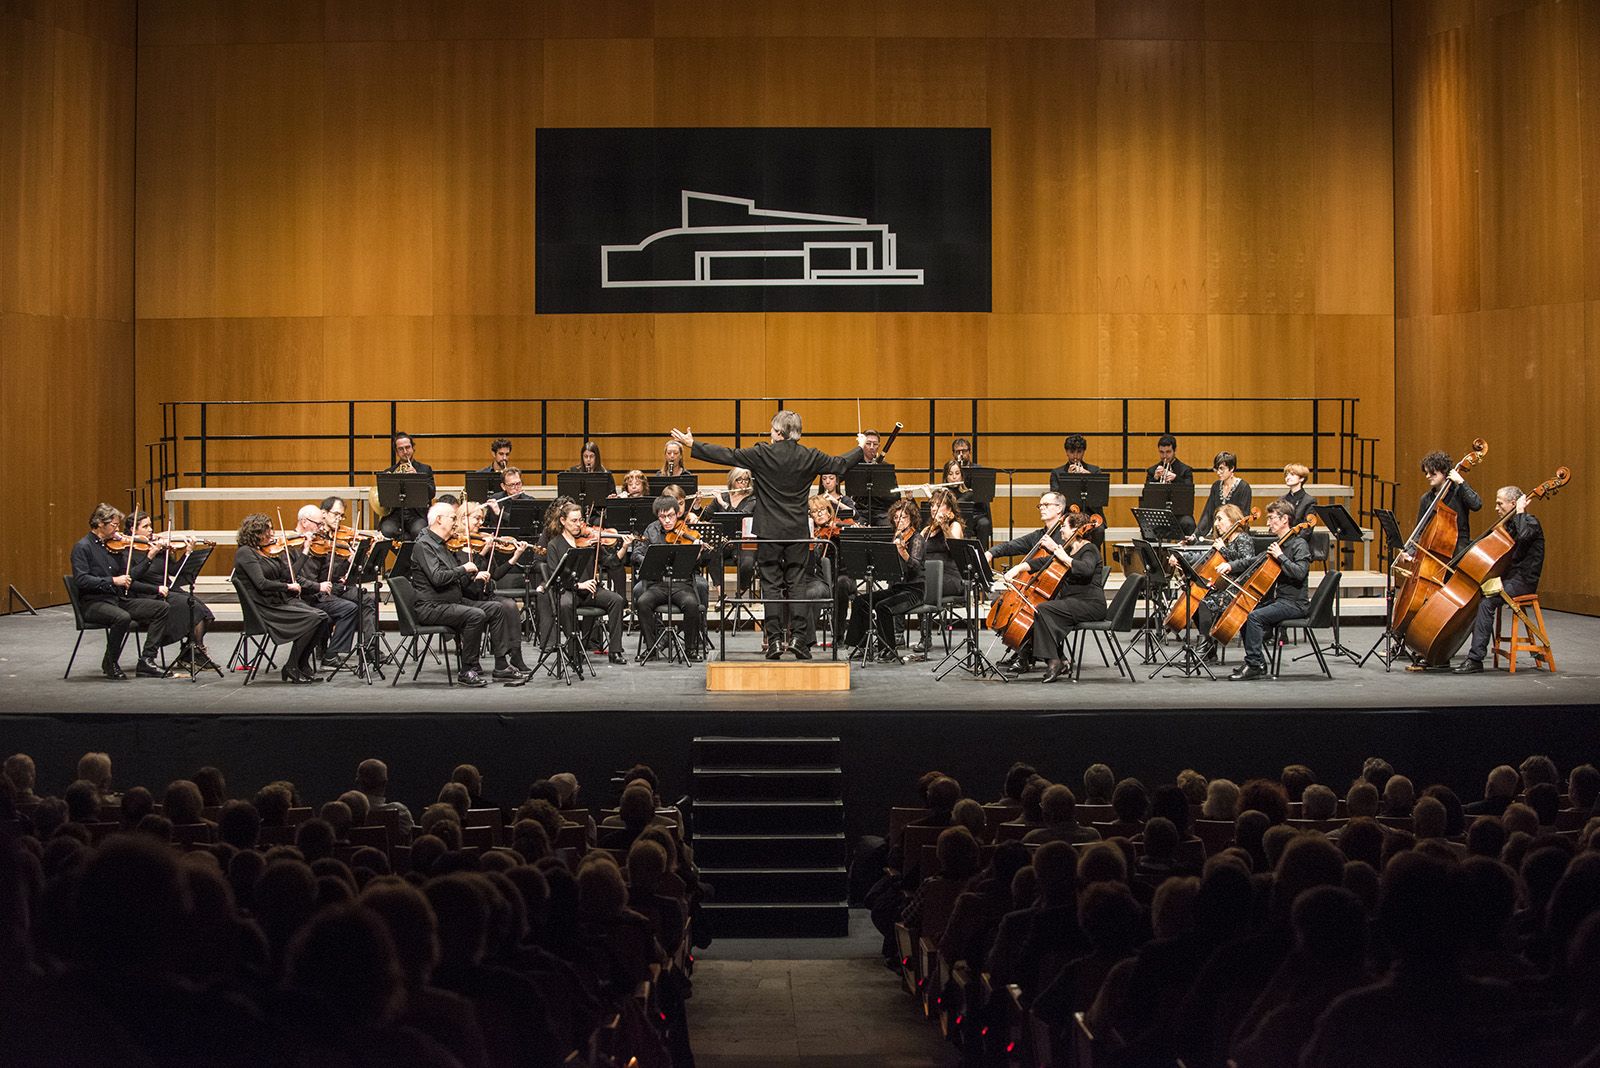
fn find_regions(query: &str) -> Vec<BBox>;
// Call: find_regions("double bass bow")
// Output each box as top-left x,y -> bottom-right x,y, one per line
1390,438 -> 1489,637
1208,517 -> 1318,644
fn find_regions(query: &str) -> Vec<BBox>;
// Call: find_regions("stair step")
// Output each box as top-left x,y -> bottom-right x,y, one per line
701,901 -> 850,939
692,767 -> 843,801
694,833 -> 847,867
699,867 -> 849,903
693,736 -> 842,769
692,799 -> 845,835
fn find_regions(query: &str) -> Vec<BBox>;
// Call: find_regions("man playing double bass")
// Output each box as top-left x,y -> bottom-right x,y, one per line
1224,499 -> 1312,681
1404,450 -> 1483,559
673,411 -> 864,660
1455,487 -> 1542,674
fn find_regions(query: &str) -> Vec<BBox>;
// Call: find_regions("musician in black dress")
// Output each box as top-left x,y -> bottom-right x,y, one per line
630,496 -> 709,661
803,495 -> 853,655
1409,450 -> 1483,557
1194,452 -> 1253,540
911,489 -> 968,658
71,504 -> 172,679
1225,499 -> 1312,680
409,502 -> 491,687
678,411 -> 864,659
379,432 -> 434,541
1049,434 -> 1105,546
565,441 -> 615,520
125,509 -> 218,673
233,512 -> 332,684
1015,511 -> 1105,684
658,440 -> 693,480
942,459 -> 991,547
710,467 -> 758,596
1455,487 -> 1543,674
844,497 -> 924,661
458,502 -> 535,680
545,499 -> 628,666
315,495 -> 381,662
1168,504 -> 1254,662
1279,463 -> 1315,524
988,491 -> 1070,674
817,471 -> 857,520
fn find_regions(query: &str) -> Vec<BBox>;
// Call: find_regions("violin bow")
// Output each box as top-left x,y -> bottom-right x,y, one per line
482,504 -> 506,581
276,508 -> 297,585
163,516 -> 173,590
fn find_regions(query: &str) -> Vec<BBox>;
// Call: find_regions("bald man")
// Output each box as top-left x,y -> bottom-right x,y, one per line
290,504 -> 368,668
408,502 -> 489,686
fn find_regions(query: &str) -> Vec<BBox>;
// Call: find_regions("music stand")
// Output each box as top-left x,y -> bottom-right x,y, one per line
600,497 -> 655,537
963,466 -> 997,504
533,544 -> 598,684
637,543 -> 702,665
464,472 -> 502,503
376,473 -> 435,530
1152,550 -> 1217,680
1133,507 -> 1186,545
647,474 -> 699,499
1126,538 -> 1187,663
166,546 -> 213,593
557,472 -> 616,518
1138,483 -> 1196,533
1308,503 -> 1366,664
837,537 -> 906,667
1359,508 -> 1408,671
933,538 -> 1005,682
844,464 -> 899,524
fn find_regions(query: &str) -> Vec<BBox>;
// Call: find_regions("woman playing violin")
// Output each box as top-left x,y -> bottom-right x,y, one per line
844,496 -> 924,662
816,471 -> 857,520
911,488 -> 967,659
545,499 -> 628,666
942,459 -> 992,547
127,510 -> 220,675
805,495 -> 854,656
712,467 -> 759,597
233,512 -> 333,683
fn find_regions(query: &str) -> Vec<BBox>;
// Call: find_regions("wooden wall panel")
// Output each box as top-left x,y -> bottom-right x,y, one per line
1584,0 -> 1600,301
651,0 -> 879,38
1094,0 -> 1202,40
135,45 -> 217,319
540,38 -> 655,127
874,38 -> 987,126
761,38 -> 877,125
1097,40 -> 1206,313
1313,42 -> 1395,315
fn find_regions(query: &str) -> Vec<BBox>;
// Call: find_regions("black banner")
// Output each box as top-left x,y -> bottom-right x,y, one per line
536,127 -> 991,314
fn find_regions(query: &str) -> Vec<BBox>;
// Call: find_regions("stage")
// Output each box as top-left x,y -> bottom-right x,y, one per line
2,607 -> 1595,844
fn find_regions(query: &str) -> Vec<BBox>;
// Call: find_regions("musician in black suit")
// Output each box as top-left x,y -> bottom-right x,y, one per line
289,504 -> 363,666
1226,499 -> 1313,680
71,503 -> 171,679
1279,462 -> 1316,525
1455,487 -> 1543,674
1024,511 -> 1107,684
1195,451 -> 1253,540
1048,434 -> 1105,547
546,498 -> 628,666
379,432 -> 434,541
676,410 -> 864,659
1410,450 -> 1483,557
629,496 -> 709,661
486,467 -> 535,506
124,509 -> 217,673
1145,434 -> 1195,487
476,436 -> 513,475
409,502 -> 489,687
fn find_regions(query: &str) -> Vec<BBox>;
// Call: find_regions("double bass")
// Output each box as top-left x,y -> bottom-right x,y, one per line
1208,518 -> 1318,644
1390,438 -> 1489,636
986,512 -> 1103,652
1400,468 -> 1569,667
1165,508 -> 1259,632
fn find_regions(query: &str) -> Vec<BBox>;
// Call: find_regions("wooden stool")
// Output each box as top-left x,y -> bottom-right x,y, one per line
1493,593 -> 1556,673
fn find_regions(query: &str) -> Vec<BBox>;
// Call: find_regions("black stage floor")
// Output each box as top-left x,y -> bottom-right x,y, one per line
3,608 -> 1595,843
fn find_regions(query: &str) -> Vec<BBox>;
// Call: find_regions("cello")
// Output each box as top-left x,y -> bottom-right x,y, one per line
1208,518 -> 1318,644
986,512 -> 1103,652
1400,468 -> 1569,667
1165,508 -> 1259,632
1390,438 -> 1489,636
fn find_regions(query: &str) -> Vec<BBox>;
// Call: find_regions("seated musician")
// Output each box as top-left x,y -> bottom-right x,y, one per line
477,436 -> 513,475
409,502 -> 493,687
1145,433 -> 1197,536
629,496 -> 708,662
1049,434 -> 1105,546
289,504 -> 364,669
124,509 -> 218,674
942,459 -> 991,547
1455,486 -> 1542,674
660,482 -> 700,525
379,432 -> 434,541
457,502 -> 534,680
1168,504 -> 1252,663
817,471 -> 857,520
566,440 -> 615,516
914,488 -> 969,660
987,500 -> 1104,683
544,498 -> 628,666
854,430 -> 886,524
487,466 -> 534,506
1223,499 -> 1312,681
711,468 -> 758,596
1279,463 -> 1315,525
805,495 -> 853,655
1403,450 -> 1483,561
612,470 -> 648,498
233,513 -> 331,684
71,503 -> 173,679
844,497 -> 924,662
1195,452 -> 1252,540
951,437 -> 975,468
658,439 -> 692,479
316,496 -> 381,659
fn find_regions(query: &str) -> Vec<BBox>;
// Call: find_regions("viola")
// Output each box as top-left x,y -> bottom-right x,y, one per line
1208,518 -> 1318,644
578,525 -> 634,548
1165,508 -> 1259,632
1400,467 -> 1569,666
1391,438 -> 1489,637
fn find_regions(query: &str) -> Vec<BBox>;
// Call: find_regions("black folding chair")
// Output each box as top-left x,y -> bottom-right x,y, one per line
1070,573 -> 1145,681
61,576 -> 154,679
1269,571 -> 1341,679
385,575 -> 460,686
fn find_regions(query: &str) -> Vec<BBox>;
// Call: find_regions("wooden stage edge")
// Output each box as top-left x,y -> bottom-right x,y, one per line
706,660 -> 851,692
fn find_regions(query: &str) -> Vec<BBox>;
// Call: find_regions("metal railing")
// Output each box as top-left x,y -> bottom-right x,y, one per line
145,395 -> 1381,521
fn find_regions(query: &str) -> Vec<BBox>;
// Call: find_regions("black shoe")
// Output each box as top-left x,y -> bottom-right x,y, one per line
103,662 -> 128,680
281,667 -> 312,684
1200,642 -> 1220,664
874,648 -> 901,664
135,658 -> 165,678
1040,659 -> 1068,684
609,652 -> 626,665
491,667 -> 520,680
458,668 -> 488,688
765,643 -> 785,660
1454,659 -> 1484,674
191,647 -> 220,673
1230,663 -> 1267,681
791,644 -> 813,661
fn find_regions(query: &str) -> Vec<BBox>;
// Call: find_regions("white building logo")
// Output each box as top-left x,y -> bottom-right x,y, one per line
601,190 -> 926,289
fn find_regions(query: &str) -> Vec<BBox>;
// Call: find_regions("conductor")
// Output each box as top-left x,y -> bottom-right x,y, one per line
673,411 -> 864,660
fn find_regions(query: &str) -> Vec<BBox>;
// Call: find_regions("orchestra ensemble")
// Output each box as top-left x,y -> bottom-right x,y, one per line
70,414 -> 1558,687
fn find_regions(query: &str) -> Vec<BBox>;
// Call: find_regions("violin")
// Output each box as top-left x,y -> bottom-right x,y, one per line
261,533 -> 308,557
448,532 -> 545,556
662,525 -> 701,546
812,516 -> 856,541
578,524 -> 634,548
101,533 -> 153,553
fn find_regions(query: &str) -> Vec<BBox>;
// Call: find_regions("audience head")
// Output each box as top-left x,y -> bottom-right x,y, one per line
1412,796 -> 1448,839
1341,860 -> 1380,914
1466,815 -> 1507,858
951,798 -> 986,838
1002,762 -> 1037,803
334,789 -> 369,827
627,839 -> 669,896
576,855 -> 628,918
1263,824 -> 1299,869
218,800 -> 262,851
451,763 -> 483,799
1142,817 -> 1178,862
619,783 -> 657,831
1203,778 -> 1240,821
355,759 -> 389,796
1380,851 -> 1464,964
935,827 -> 981,882
1291,885 -> 1366,969
1152,876 -> 1200,939
318,800 -> 353,840
1040,784 -> 1078,826
1457,856 -> 1517,950
163,780 -> 205,825
515,799 -> 563,843
1280,764 -> 1315,802
1360,757 -> 1394,792
526,779 -> 562,807
1525,782 -> 1561,827
360,878 -> 439,989
295,818 -> 337,863
1082,764 -> 1115,804
63,780 -> 99,823
1235,810 -> 1270,870
511,819 -> 551,864
436,782 -> 471,822
1346,780 -> 1380,819
137,813 -> 174,841
253,783 -> 292,826
1176,769 -> 1208,805
1301,783 -> 1338,821
33,797 -> 68,839
1518,754 -> 1558,790
925,776 -> 962,818
1271,834 -> 1344,916
75,834 -> 189,970
1381,775 -> 1414,817
1112,779 -> 1149,824
287,902 -> 404,1026
1502,802 -> 1539,838
2,753 -> 36,797
1079,882 -> 1142,952
425,873 -> 490,965
1150,784 -> 1192,840
1239,779 -> 1290,825
1019,778 -> 1049,825
1077,841 -> 1129,887
1010,866 -> 1038,911
254,858 -> 319,968
1484,764 -> 1519,800
1031,841 -> 1077,902
409,835 -> 448,878
1566,764 -> 1598,813
549,772 -> 580,807
120,785 -> 155,827
192,766 -> 226,807
76,751 -> 114,795
1421,784 -> 1465,837
419,805 -> 462,849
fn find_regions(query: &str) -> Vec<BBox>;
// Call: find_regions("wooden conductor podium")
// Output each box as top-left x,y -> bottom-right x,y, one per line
705,660 -> 850,692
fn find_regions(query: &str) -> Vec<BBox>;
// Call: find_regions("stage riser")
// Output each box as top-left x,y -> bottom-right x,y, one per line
698,869 -> 849,903
693,737 -> 843,769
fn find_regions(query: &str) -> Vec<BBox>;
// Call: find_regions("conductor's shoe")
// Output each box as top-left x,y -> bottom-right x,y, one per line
1230,663 -> 1267,681
1040,659 -> 1069,684
135,658 -> 165,678
1454,659 -> 1484,674
458,668 -> 488,688
791,644 -> 813,660
765,643 -> 785,661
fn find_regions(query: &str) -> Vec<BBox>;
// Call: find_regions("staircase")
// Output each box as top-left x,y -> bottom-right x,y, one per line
692,736 -> 849,938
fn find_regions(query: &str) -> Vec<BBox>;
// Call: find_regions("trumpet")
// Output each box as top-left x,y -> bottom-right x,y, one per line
395,460 -> 416,475
1156,459 -> 1175,483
